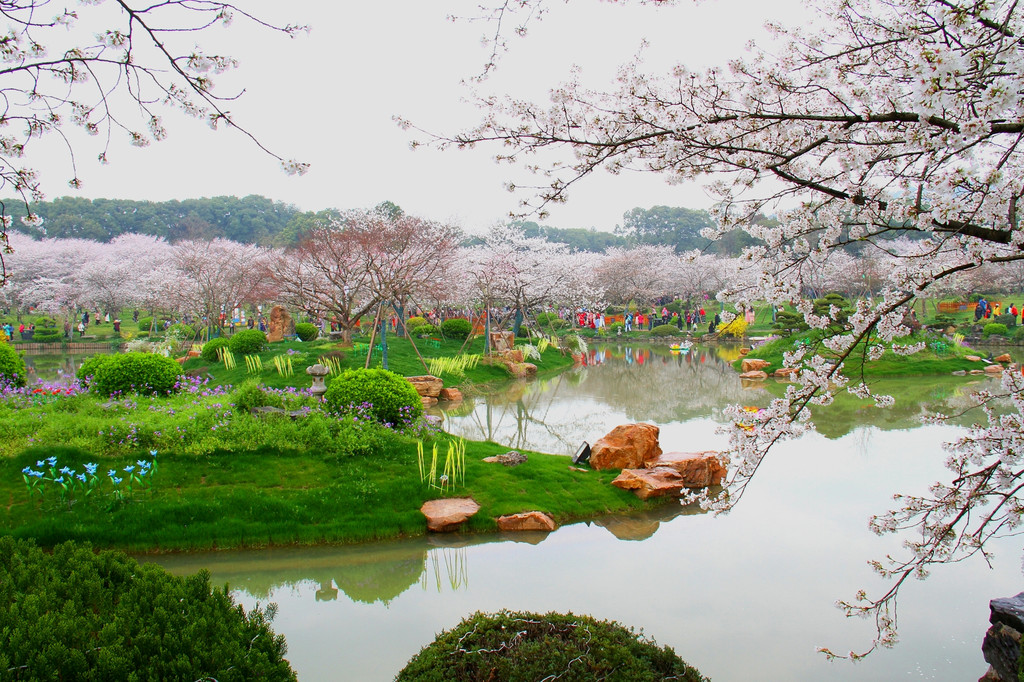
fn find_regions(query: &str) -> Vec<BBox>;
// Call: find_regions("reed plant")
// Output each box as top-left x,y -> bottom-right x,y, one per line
221,348 -> 237,370
427,354 -> 481,378
318,355 -> 344,377
244,354 -> 263,374
272,355 -> 293,377
417,437 -> 466,493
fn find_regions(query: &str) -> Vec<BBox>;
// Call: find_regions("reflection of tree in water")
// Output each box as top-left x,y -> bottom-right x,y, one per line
763,376 -> 1006,439
445,344 -> 762,454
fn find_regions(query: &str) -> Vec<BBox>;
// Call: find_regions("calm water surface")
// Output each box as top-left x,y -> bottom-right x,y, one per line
149,344 -> 1022,681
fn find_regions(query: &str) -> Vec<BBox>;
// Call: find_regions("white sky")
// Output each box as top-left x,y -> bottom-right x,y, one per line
28,0 -> 810,235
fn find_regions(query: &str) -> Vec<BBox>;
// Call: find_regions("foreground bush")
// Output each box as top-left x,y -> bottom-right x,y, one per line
397,610 -> 708,682
32,328 -> 62,342
229,329 -> 268,354
0,342 -> 27,386
323,368 -> 423,426
89,352 -> 184,396
294,322 -> 319,342
0,537 -> 296,682
76,354 -> 116,386
984,323 -> 1009,338
441,318 -> 472,340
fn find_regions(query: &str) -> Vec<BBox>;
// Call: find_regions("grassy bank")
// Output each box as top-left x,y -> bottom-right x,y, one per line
735,330 -> 993,377
0,337 -> 655,552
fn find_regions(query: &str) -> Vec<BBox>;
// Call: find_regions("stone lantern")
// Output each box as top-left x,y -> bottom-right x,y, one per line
306,363 -> 329,397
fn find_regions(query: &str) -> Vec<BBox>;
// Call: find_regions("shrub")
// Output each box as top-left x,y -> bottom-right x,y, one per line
0,537 -> 296,682
651,324 -> 681,336
0,342 -> 27,386
76,354 -> 116,386
441,318 -> 472,340
35,316 -> 57,328
397,610 -> 708,682
166,323 -> 197,341
323,368 -> 423,426
406,316 -> 427,330
137,316 -> 154,333
229,329 -> 268,355
607,322 -> 624,334
516,325 -> 531,338
233,379 -> 284,413
995,313 -> 1017,329
32,328 -> 63,343
201,337 -> 230,362
545,317 -> 568,330
410,323 -> 440,337
89,352 -> 184,396
534,312 -> 556,326
983,323 -> 1009,338
294,322 -> 319,342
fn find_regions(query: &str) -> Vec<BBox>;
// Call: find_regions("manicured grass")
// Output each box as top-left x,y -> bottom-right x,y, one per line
737,329 -> 989,377
0,437 -> 660,552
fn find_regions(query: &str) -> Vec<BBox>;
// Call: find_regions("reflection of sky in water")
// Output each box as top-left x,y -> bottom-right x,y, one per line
147,350 -> 1021,681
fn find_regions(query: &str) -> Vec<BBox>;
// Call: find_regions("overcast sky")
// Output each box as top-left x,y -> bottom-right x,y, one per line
29,0 -> 809,235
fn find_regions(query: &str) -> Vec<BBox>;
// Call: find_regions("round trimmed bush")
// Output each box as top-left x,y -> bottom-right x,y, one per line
651,324 -> 682,336
76,354 -> 116,386
0,342 -> 27,386
35,316 -> 57,328
397,610 -> 708,682
406,316 -> 427,330
323,368 -> 423,426
0,537 -> 296,681
410,323 -> 439,337
137,316 -> 154,333
984,322 -> 1009,338
441,318 -> 472,340
32,328 -> 62,343
89,352 -> 184,396
201,337 -> 230,362
294,322 -> 319,342
228,329 -> 268,354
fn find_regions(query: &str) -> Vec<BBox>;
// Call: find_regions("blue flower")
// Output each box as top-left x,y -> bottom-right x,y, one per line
108,469 -> 117,478
112,476 -> 123,484
47,456 -> 57,466
124,465 -> 135,473
76,473 -> 86,482
149,450 -> 158,457
35,460 -> 44,467
84,463 -> 97,475
21,466 -> 31,474
30,471 -> 43,478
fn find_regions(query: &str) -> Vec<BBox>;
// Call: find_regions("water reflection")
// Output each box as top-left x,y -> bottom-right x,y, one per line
22,350 -> 111,383
441,343 -> 1002,453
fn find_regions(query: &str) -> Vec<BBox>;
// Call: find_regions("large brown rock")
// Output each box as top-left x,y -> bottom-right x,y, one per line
773,367 -> 799,378
986,364 -> 1005,374
496,511 -> 557,532
407,375 -> 443,398
420,498 -> 480,532
502,349 -> 525,363
590,423 -> 662,470
996,353 -> 1013,363
649,451 -> 727,488
966,355 -> 982,362
439,387 -> 463,402
741,358 -> 771,372
420,396 -> 438,407
267,305 -> 292,343
739,370 -> 768,380
611,467 -> 685,500
507,362 -> 538,378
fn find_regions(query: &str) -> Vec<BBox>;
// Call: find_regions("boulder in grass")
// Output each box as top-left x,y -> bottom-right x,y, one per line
438,387 -> 463,402
611,468 -> 685,500
407,375 -> 443,398
420,498 -> 479,532
496,511 -> 557,532
648,451 -> 727,488
739,370 -> 768,380
589,423 -> 662,471
740,358 -> 770,372
995,353 -> 1012,363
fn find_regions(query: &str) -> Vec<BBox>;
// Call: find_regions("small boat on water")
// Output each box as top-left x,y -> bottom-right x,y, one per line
669,341 -> 693,353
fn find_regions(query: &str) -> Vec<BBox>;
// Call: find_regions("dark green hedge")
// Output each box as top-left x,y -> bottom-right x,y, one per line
228,329 -> 268,355
88,352 -> 183,396
0,342 -> 27,386
441,318 -> 472,340
0,537 -> 296,682
397,610 -> 708,682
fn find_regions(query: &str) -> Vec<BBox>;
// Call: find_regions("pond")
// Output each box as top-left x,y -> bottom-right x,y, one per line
21,349 -> 112,384
147,344 -> 1021,681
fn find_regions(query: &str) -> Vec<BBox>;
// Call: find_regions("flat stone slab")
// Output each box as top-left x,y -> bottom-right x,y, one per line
649,451 -> 727,488
611,467 -> 686,500
420,497 -> 480,532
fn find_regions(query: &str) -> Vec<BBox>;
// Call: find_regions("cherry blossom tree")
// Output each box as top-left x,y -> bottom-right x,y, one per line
79,234 -> 175,316
443,0 -> 1024,655
0,1 -> 308,284
172,238 -> 275,326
